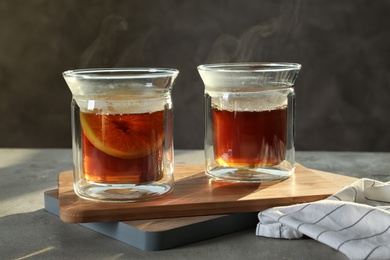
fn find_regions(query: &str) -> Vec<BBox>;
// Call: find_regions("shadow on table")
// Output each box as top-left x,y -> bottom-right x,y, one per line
0,149 -> 72,204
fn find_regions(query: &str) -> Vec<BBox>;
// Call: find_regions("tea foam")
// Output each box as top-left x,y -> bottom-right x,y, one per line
208,89 -> 289,112
75,95 -> 169,114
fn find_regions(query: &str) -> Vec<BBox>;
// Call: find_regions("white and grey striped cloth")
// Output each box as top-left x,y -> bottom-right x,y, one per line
256,178 -> 390,260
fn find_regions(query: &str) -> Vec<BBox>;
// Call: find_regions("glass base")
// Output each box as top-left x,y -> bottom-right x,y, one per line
206,164 -> 294,183
74,181 -> 173,202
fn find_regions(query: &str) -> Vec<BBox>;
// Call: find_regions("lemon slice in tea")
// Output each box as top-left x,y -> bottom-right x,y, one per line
80,111 -> 164,159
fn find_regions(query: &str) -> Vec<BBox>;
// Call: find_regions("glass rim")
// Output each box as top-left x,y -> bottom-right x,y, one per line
197,62 -> 301,72
63,68 -> 179,79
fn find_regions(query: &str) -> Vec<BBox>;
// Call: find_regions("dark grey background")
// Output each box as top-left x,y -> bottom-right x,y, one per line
1,0 -> 389,151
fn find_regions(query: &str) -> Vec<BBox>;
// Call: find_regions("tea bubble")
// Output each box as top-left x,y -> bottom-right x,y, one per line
74,95 -> 169,114
208,88 -> 290,112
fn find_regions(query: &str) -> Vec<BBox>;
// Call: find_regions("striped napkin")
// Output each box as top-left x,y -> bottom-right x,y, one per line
256,178 -> 390,260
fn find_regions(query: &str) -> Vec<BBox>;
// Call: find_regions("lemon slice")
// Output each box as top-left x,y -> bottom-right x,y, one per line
80,111 -> 164,159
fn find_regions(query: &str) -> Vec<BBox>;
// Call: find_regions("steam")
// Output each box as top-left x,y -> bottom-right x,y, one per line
78,2 -> 302,67
80,15 -> 128,68
116,28 -> 156,66
206,1 -> 302,63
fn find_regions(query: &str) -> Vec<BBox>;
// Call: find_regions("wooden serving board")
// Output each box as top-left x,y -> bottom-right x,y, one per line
46,166 -> 357,250
58,164 -> 357,223
45,189 -> 260,251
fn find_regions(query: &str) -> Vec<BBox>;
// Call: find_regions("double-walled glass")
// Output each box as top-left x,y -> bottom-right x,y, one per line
198,63 -> 301,182
63,68 -> 179,202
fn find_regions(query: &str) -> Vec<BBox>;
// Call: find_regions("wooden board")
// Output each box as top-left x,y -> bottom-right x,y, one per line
58,164 -> 357,223
45,189 -> 260,250
46,167 -> 357,250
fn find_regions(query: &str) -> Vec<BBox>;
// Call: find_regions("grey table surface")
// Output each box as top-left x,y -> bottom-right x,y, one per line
1,149 -> 389,260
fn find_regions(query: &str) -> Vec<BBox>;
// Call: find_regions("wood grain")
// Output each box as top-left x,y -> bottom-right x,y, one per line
58,164 -> 357,223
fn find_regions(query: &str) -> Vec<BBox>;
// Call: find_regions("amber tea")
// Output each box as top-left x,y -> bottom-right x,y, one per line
64,68 -> 178,201
80,110 -> 166,184
198,62 -> 301,182
212,106 -> 287,168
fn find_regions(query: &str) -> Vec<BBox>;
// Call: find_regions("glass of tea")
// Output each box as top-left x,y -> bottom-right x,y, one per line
198,63 -> 301,182
63,68 -> 179,202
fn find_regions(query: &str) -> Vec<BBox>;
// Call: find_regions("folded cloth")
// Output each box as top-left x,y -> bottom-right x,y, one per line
256,178 -> 390,260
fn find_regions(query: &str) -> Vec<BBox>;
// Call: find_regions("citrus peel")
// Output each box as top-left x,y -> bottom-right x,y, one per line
80,111 -> 164,159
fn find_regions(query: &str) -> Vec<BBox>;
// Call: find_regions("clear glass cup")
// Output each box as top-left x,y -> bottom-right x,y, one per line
63,68 -> 179,202
198,62 -> 301,182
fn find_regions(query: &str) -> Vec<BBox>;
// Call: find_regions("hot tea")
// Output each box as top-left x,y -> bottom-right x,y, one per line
198,62 -> 300,182
64,68 -> 178,201
80,110 -> 165,184
212,106 -> 287,168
